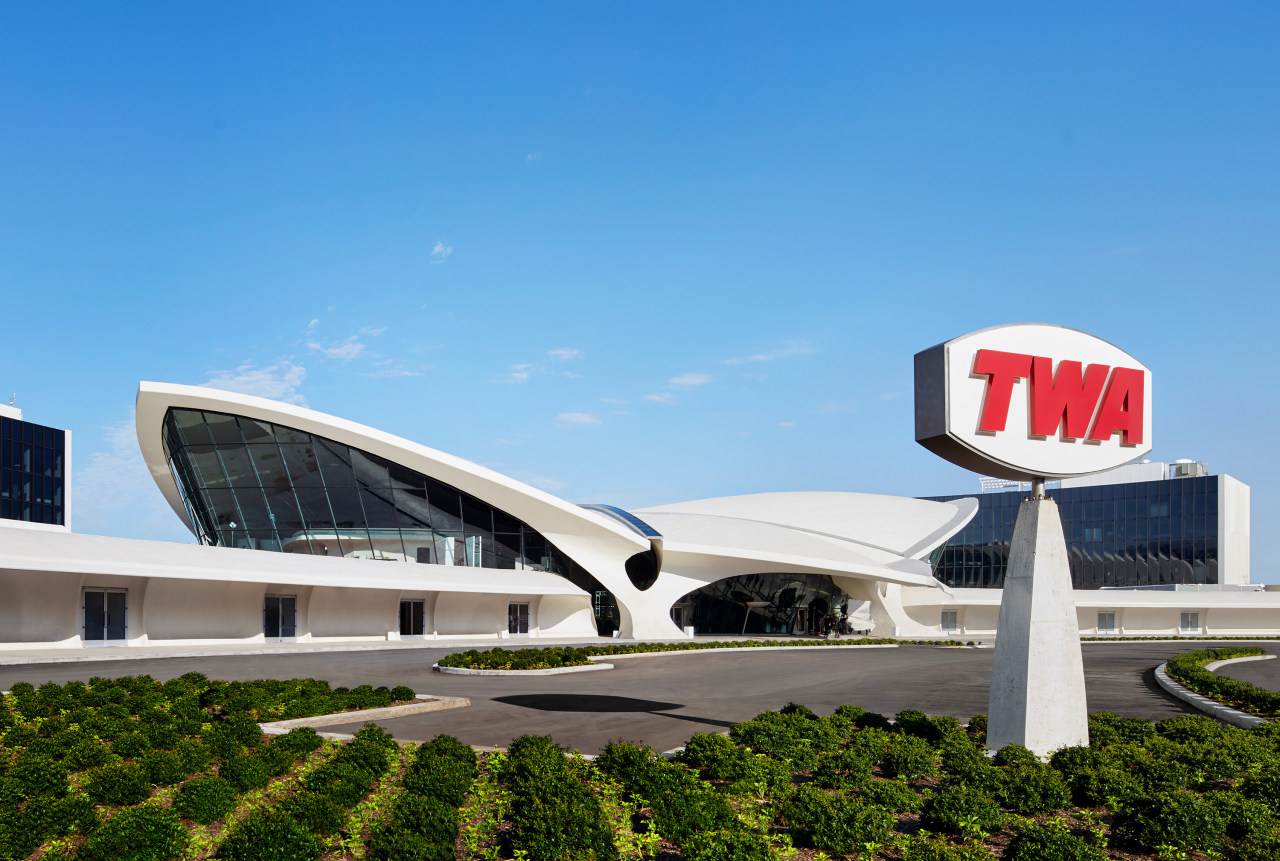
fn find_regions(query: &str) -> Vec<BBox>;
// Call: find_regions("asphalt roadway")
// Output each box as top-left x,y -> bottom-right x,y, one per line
2,641 -> 1274,754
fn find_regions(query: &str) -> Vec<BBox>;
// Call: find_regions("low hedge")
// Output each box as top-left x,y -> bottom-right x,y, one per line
1164,646 -> 1280,717
438,637 -> 974,670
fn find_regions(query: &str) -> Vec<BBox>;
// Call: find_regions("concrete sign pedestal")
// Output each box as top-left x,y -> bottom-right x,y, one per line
986,491 -> 1089,756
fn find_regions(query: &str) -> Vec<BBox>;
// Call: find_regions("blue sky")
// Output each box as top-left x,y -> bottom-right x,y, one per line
3,3 -> 1277,580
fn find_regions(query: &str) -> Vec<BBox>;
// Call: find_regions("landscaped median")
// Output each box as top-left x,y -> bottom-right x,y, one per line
1157,646 -> 1279,725
433,637 -> 976,674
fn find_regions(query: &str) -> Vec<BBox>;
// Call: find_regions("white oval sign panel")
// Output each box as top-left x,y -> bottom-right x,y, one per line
915,323 -> 1152,481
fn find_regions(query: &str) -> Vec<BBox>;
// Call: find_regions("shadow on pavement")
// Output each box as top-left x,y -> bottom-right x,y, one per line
493,693 -> 736,728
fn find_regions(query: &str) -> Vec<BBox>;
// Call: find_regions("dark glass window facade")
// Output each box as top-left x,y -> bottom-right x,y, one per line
678,573 -> 849,635
922,476 -> 1220,589
161,408 -> 593,583
1,416 -> 66,525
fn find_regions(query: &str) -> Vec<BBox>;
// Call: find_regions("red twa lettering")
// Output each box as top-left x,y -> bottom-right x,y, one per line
973,349 -> 1032,432
1088,367 -> 1145,445
971,349 -> 1144,445
1029,357 -> 1110,440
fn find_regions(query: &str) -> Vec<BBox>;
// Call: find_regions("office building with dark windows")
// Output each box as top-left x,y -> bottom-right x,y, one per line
922,463 -> 1249,591
0,402 -> 69,528
0,381 -> 1272,650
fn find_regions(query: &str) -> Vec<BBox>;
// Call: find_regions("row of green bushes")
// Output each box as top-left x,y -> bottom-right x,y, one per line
368,734 -> 477,861
1,673 -> 414,725
437,638 -> 974,670
1164,646 -> 1280,717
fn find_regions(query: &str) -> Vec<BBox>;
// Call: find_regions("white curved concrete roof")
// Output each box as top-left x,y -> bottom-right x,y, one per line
636,492 -> 978,562
135,382 -> 649,560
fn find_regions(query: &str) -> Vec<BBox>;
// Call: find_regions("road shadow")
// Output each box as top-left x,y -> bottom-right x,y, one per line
492,693 -> 735,728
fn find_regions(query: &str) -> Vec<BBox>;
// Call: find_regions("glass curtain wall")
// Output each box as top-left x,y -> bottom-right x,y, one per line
0,417 -> 66,525
678,573 -> 849,635
161,408 -> 588,581
923,476 -> 1219,590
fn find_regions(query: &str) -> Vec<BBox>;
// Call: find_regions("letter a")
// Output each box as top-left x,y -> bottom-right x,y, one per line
1088,367 -> 1145,445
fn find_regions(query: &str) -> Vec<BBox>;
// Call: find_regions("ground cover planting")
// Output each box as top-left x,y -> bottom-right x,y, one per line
1163,647 -> 1280,718
4,670 -> 1280,860
436,639 -> 974,671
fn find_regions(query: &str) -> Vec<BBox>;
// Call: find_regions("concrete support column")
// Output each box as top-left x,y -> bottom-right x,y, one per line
987,493 -> 1089,755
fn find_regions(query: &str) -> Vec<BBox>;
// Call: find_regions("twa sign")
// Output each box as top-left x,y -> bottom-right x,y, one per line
915,324 -> 1152,480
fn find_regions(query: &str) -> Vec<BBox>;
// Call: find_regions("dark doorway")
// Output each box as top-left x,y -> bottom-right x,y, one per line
264,594 -> 297,639
83,590 -> 127,641
399,599 -> 425,636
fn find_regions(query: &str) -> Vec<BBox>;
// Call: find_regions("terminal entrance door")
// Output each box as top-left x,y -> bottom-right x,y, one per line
264,595 -> 297,640
84,589 -> 127,642
794,607 -> 809,635
399,600 -> 425,637
508,602 -> 529,636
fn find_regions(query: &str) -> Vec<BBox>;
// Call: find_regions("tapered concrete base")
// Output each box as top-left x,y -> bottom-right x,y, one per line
986,495 -> 1089,756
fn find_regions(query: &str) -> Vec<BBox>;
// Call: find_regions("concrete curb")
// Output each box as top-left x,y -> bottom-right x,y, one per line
258,693 -> 471,733
1153,659 -> 1273,729
433,662 -> 614,676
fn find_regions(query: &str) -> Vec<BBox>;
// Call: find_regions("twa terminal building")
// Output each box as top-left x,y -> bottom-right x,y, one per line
0,381 -> 1273,650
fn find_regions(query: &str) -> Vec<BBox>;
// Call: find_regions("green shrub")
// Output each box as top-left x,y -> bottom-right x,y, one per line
390,685 -> 415,702
65,738 -> 116,771
175,739 -> 214,775
401,753 -> 475,806
3,723 -> 38,749
1070,762 -> 1142,807
1205,789 -> 1277,842
813,745 -> 874,791
881,733 -> 937,780
1239,762 -> 1280,811
921,783 -> 1003,837
173,776 -> 238,824
272,727 -> 324,756
1236,832 -> 1280,861
854,711 -> 894,731
777,783 -> 835,832
278,791 -> 345,834
812,796 -> 896,855
79,806 -> 188,861
651,781 -> 736,843
998,762 -> 1072,814
305,760 -> 374,807
111,731 -> 152,759
1155,714 -> 1228,744
220,751 -> 272,791
1112,790 -> 1228,854
939,739 -> 1000,792
682,829 -> 772,861
85,761 -> 152,806
903,835 -> 996,861
140,750 -> 186,786
862,778 -> 924,812
4,750 -> 69,799
505,735 -> 617,860
992,743 -> 1037,768
216,810 -> 323,861
1007,820 -> 1105,861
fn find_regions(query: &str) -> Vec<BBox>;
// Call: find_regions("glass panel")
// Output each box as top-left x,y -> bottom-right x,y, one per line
279,442 -> 323,487
315,440 -> 356,486
350,449 -> 390,488
494,533 -> 521,569
204,488 -> 243,528
247,444 -> 287,485
294,487 -> 335,528
84,591 -> 105,641
392,487 -> 432,529
264,596 -> 281,638
205,413 -> 244,446
219,446 -> 259,489
327,487 -> 367,529
188,446 -> 229,488
238,418 -> 275,443
172,409 -> 213,445
387,462 -> 422,491
231,487 -> 274,530
462,496 -> 492,533
359,487 -> 400,527
427,480 -> 463,531
280,596 -> 296,637
106,592 -> 127,639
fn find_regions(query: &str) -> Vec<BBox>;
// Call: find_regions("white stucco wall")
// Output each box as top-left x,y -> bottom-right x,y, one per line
1220,475 -> 1251,586
144,580 -> 266,640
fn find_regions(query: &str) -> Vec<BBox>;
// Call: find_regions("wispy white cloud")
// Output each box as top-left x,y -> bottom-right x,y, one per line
724,341 -> 816,365
669,372 -> 712,387
556,412 -> 601,427
526,151 -> 543,163
307,318 -> 320,330
879,392 -> 902,401
562,371 -> 583,379
431,241 -> 453,264
496,364 -> 533,384
779,421 -> 797,429
203,360 -> 307,405
308,336 -> 366,362
359,326 -> 388,337
511,471 -> 565,492
645,392 -> 676,404
365,367 -> 422,379
547,347 -> 581,361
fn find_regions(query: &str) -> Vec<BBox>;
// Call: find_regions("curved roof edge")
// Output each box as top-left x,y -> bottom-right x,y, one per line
135,382 -> 648,556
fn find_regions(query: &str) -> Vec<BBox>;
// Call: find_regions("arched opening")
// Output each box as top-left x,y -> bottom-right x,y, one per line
674,573 -> 858,636
624,549 -> 660,591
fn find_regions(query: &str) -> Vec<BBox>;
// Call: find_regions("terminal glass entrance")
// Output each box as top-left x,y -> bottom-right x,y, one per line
84,589 -> 127,641
264,595 -> 297,640
676,573 -> 849,635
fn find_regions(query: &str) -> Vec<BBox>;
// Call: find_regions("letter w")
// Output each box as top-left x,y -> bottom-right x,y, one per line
1029,357 -> 1109,439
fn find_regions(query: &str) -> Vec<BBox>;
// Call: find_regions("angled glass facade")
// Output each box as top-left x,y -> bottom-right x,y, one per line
1,416 -> 66,525
923,475 -> 1220,590
161,408 -> 595,584
677,573 -> 849,635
